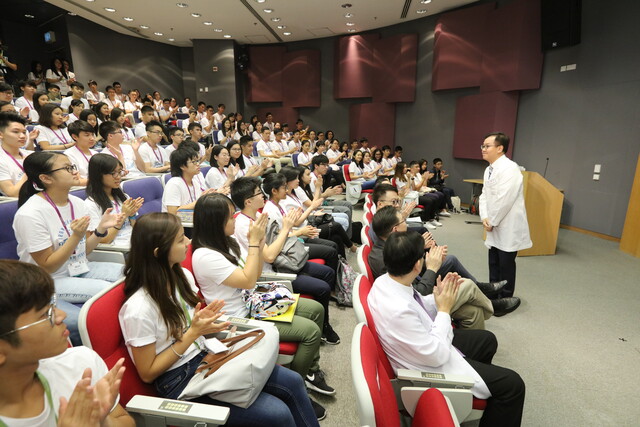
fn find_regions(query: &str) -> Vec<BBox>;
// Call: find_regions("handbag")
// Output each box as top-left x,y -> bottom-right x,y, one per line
308,212 -> 333,227
178,327 -> 279,408
242,282 -> 296,319
266,219 -> 309,273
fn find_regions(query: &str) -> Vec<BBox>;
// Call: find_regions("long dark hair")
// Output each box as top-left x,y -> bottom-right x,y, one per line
33,91 -> 48,117
79,109 -> 98,134
93,102 -> 109,122
49,58 -> 67,79
192,193 -> 240,265
227,140 -> 245,170
353,149 -> 365,169
393,162 -> 408,182
38,103 -> 64,129
124,213 -> 199,340
109,107 -> 125,122
209,145 -> 227,168
18,152 -> 60,207
86,154 -> 127,213
297,166 -> 314,200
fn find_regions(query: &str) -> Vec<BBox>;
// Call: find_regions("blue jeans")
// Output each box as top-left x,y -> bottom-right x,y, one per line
330,212 -> 349,231
155,353 -> 318,427
55,261 -> 124,346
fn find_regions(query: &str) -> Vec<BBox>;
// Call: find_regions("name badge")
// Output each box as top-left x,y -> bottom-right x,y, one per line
68,259 -> 90,277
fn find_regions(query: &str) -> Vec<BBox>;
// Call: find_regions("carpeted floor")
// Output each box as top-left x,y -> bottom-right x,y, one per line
313,208 -> 640,426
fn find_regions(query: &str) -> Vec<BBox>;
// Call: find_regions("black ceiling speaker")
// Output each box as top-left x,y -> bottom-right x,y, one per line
541,0 -> 582,50
236,46 -> 250,72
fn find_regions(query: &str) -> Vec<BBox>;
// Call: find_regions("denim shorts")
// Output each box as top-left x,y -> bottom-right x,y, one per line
154,351 -> 207,399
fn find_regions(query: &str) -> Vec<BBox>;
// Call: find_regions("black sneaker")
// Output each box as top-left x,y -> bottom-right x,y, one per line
321,324 -> 340,345
306,370 -> 336,396
311,398 -> 327,421
492,297 -> 521,317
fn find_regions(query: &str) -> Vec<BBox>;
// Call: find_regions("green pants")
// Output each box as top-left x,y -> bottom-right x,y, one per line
273,298 -> 324,377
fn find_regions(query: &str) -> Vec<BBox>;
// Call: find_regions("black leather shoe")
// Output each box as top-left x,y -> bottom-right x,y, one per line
476,280 -> 508,296
492,297 -> 521,317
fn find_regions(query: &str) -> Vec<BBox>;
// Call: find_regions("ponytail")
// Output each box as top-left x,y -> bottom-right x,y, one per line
18,152 -> 59,207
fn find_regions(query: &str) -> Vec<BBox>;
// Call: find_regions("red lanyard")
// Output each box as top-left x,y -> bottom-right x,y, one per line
106,145 -> 122,159
2,147 -> 25,172
52,129 -> 68,144
269,200 -> 285,216
244,155 -> 255,166
220,167 -> 227,178
288,193 -> 302,207
43,192 -> 75,238
76,146 -> 92,164
151,145 -> 163,164
113,199 -> 120,213
182,177 -> 196,203
25,98 -> 34,110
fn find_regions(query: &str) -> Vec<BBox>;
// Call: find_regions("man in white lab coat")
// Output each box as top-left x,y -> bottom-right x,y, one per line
368,231 -> 525,427
479,132 -> 532,299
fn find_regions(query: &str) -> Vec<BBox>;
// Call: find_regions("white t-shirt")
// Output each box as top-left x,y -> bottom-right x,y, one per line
0,147 -> 31,194
0,347 -> 116,427
213,112 -> 226,124
241,155 -> 259,175
27,72 -> 47,92
297,151 -> 315,166
293,186 -> 311,204
164,144 -> 180,159
124,100 -> 142,113
162,174 -> 207,212
134,122 -> 147,138
13,195 -> 88,279
104,98 -> 123,110
269,140 -> 289,156
192,245 -> 250,316
288,140 -> 301,153
262,199 -> 285,228
139,143 -> 168,168
119,268 -> 205,371
256,140 -> 272,156
349,162 -> 365,181
85,196 -> 133,246
252,131 -> 261,142
364,161 -> 377,173
120,128 -> 135,143
45,69 -> 69,94
64,146 -> 97,178
35,126 -> 72,148
205,167 -> 229,190
199,117 -> 214,135
14,96 -> 35,115
85,90 -> 105,104
233,213 -> 274,274
104,145 -> 144,177
326,149 -> 341,171
281,193 -> 307,227
60,96 -> 89,111
309,171 -> 321,194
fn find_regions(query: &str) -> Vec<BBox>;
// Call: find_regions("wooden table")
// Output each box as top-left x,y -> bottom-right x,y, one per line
462,179 -> 484,214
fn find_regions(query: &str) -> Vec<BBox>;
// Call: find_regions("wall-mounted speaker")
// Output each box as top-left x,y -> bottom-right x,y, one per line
541,0 -> 581,50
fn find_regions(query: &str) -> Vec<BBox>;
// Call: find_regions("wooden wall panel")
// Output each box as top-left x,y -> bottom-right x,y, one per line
283,50 -> 321,108
334,34 -> 380,99
246,46 -> 286,103
373,34 -> 418,103
349,103 -> 396,149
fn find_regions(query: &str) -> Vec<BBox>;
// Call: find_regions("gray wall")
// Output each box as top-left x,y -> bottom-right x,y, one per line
240,0 -> 639,238
66,16 -> 185,99
192,39 -> 238,111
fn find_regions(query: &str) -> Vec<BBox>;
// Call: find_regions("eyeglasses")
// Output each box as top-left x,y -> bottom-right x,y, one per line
252,191 -> 265,199
147,130 -> 163,135
108,169 -> 126,178
480,144 -> 496,150
187,159 -> 201,166
380,198 -> 401,206
0,295 -> 57,337
47,164 -> 77,174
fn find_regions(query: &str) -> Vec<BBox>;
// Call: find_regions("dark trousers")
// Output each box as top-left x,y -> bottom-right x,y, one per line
488,247 -> 518,297
295,261 -> 334,328
442,186 -> 456,209
436,254 -> 478,284
417,195 -> 438,221
318,222 -> 353,257
453,329 -> 525,427
305,238 -> 339,275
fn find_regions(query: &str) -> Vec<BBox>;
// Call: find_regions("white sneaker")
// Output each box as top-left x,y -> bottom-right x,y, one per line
439,210 -> 451,217
429,220 -> 443,227
425,222 -> 437,230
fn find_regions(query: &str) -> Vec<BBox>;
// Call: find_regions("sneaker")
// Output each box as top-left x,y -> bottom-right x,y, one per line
424,222 -> 437,230
322,324 -> 341,345
492,297 -> 521,317
429,219 -> 443,227
439,210 -> 451,217
306,370 -> 336,396
311,399 -> 327,421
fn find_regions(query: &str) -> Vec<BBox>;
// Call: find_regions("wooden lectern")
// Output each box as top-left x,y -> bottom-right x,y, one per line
518,171 -> 564,256
620,155 -> 640,258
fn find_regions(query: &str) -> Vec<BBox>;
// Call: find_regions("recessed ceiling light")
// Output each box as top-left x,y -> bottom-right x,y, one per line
223,34 -> 232,38
344,13 -> 353,18
263,8 -> 273,13
140,25 -> 149,29
348,29 -> 356,32
168,38 -> 175,41
24,14 -> 35,18
271,17 -> 280,22
283,32 -> 291,36
68,12 -> 77,16
204,21 -> 213,25
277,25 -> 286,29
420,0 -> 432,3
255,0 -> 266,3
191,13 -> 201,17
104,7 -> 116,12
214,28 -> 223,32
123,17 -> 134,21
346,22 -> 355,26
85,0 -> 95,2
154,32 -> 163,36
341,3 -> 352,8
176,3 -> 188,7
416,9 -> 427,14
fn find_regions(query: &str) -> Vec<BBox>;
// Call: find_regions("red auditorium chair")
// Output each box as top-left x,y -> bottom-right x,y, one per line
342,163 -> 372,204
351,322 -> 459,427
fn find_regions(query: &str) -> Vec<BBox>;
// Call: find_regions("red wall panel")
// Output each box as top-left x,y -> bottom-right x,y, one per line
256,107 -> 299,129
453,91 -> 519,160
480,0 -> 543,92
246,46 -> 286,103
349,103 -> 396,150
373,34 -> 418,103
431,2 -> 496,91
334,34 -> 380,99
282,50 -> 321,108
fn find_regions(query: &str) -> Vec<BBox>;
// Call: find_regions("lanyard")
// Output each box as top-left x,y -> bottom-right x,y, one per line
269,200 -> 284,216
25,98 -> 34,110
178,295 -> 200,350
106,145 -> 122,159
288,193 -> 302,207
182,177 -> 196,203
76,146 -> 92,164
0,372 -> 58,427
43,192 -> 74,238
151,145 -> 163,164
51,129 -> 68,144
219,167 -> 227,178
113,198 -> 120,214
244,155 -> 255,166
2,147 -> 25,172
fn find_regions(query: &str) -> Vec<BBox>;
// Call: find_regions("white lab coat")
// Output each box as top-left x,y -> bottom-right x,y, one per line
479,155 -> 532,252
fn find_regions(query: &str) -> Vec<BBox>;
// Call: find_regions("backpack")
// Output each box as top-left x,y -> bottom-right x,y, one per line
335,255 -> 357,307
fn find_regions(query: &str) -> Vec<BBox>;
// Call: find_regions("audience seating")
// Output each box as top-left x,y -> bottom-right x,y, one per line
353,274 -> 486,423
0,200 -> 19,259
78,280 -> 230,426
351,322 -> 459,427
361,224 -> 373,247
342,164 -> 371,205
121,176 -> 164,215
356,245 -> 374,283
200,165 -> 211,177
292,153 -> 299,167
132,111 -> 141,123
